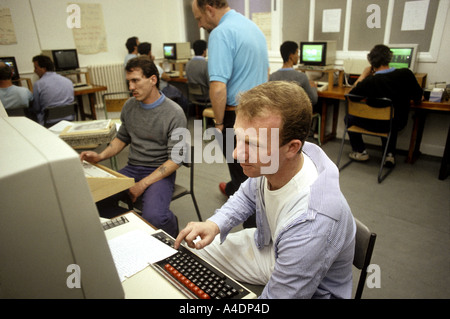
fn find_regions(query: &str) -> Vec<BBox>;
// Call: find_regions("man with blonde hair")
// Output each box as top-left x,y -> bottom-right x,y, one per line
175,81 -> 356,299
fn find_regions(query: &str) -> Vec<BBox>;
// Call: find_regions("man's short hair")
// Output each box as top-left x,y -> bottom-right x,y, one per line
125,36 -> 139,53
125,56 -> 160,89
367,44 -> 393,69
0,63 -> 13,81
280,41 -> 298,63
196,0 -> 228,10
138,42 -> 152,56
193,40 -> 207,56
237,81 -> 312,148
32,55 -> 55,72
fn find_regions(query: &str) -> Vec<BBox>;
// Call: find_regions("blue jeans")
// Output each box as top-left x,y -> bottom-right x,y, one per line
96,165 -> 178,237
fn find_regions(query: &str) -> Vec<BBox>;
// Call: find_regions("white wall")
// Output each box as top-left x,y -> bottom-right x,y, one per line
1,0 -> 185,75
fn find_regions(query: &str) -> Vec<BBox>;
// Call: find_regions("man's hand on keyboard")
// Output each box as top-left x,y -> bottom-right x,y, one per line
174,221 -> 220,250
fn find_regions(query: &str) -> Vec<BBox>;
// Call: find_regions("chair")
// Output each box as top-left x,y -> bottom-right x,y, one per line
353,218 -> 377,299
202,107 -> 215,132
43,102 -> 78,128
187,82 -> 212,129
6,106 -> 29,117
102,92 -> 131,119
130,144 -> 203,222
311,112 -> 322,146
336,94 -> 394,183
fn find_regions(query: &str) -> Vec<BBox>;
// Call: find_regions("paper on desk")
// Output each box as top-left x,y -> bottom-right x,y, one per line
107,229 -> 177,282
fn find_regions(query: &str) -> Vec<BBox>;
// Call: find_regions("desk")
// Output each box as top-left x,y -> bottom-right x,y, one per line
74,85 -> 107,120
317,86 -> 450,179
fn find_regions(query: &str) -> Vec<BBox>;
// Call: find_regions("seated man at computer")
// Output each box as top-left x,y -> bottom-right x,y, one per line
175,81 -> 356,299
269,41 -> 318,107
186,40 -> 210,101
138,42 -> 189,112
31,55 -> 74,126
347,44 -> 423,167
80,57 -> 187,237
0,63 -> 33,110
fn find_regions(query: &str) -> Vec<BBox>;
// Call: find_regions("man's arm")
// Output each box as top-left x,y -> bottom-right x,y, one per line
79,137 -> 127,164
209,81 -> 227,131
128,159 -> 181,203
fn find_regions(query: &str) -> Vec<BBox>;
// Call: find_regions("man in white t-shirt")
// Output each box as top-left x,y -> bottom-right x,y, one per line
175,81 -> 356,299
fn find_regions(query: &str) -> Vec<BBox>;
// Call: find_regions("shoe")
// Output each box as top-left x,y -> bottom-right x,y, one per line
349,150 -> 369,162
219,182 -> 229,198
384,153 -> 396,168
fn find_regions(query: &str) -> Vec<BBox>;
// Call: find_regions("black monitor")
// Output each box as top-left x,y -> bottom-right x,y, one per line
163,43 -> 177,60
0,56 -> 20,80
52,49 -> 80,71
300,41 -> 336,67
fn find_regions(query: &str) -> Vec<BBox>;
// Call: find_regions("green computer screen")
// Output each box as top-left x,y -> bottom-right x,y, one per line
302,44 -> 324,63
390,48 -> 413,69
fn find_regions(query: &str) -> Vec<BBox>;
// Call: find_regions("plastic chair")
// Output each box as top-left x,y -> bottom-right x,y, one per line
130,144 -> 203,222
353,218 -> 377,299
188,82 -> 211,128
336,94 -> 394,183
44,102 -> 78,128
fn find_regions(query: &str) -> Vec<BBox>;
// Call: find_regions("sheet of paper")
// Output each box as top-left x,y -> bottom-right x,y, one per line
67,119 -> 111,133
107,230 -> 177,282
323,9 -> 341,33
82,161 -> 117,178
401,0 -> 429,31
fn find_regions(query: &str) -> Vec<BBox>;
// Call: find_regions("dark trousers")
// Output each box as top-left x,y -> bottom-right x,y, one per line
219,110 -> 256,228
345,115 -> 398,156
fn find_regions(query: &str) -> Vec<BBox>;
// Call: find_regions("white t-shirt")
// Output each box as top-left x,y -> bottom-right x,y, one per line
264,153 -> 318,240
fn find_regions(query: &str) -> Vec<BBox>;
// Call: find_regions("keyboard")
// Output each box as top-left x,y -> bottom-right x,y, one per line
151,231 -> 255,299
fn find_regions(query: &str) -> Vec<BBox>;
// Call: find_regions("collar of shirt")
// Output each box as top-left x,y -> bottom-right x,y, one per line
375,67 -> 396,75
139,92 -> 166,110
192,56 -> 206,61
278,68 -> 294,71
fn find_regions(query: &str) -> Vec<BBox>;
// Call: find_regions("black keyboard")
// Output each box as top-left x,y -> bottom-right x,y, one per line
151,231 -> 254,299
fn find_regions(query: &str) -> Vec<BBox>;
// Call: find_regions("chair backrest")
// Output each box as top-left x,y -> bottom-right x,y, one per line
6,106 -> 28,117
188,82 -> 209,103
44,102 -> 77,126
353,218 -> 377,299
346,94 -> 393,121
102,92 -> 130,115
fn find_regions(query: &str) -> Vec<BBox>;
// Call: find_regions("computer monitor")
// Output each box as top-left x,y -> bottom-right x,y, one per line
388,44 -> 419,72
163,42 -> 191,61
0,56 -> 20,81
0,117 -> 124,298
300,41 -> 337,67
47,49 -> 80,71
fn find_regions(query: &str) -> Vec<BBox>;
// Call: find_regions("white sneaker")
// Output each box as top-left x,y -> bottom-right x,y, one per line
349,150 -> 369,161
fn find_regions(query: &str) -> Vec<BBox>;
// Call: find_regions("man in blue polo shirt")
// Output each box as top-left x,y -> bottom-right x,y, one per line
192,1 -> 269,227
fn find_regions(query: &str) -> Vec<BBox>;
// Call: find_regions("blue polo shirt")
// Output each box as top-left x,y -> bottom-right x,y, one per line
208,10 -> 269,106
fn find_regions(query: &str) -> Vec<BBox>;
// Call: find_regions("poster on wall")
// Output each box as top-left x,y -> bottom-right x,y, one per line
71,3 -> 107,55
0,8 -> 17,45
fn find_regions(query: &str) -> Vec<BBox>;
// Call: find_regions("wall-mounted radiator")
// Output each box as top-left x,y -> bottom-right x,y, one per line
88,63 -> 128,111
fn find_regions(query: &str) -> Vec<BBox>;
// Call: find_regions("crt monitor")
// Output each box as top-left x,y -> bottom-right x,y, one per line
0,117 -> 124,299
300,41 -> 336,66
163,43 -> 177,60
388,44 -> 419,72
0,56 -> 20,80
52,49 -> 80,71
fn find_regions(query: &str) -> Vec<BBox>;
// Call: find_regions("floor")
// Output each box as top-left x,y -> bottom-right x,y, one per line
107,116 -> 450,299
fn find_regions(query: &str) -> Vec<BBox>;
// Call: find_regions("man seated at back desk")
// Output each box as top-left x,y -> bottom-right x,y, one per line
186,39 -> 210,102
0,63 -> 33,111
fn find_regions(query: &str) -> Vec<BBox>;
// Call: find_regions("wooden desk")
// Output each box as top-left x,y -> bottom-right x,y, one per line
74,85 -> 107,120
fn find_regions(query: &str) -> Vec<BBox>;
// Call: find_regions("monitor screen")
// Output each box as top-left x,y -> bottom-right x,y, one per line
390,47 -> 413,69
52,49 -> 79,71
163,43 -> 176,60
301,43 -> 325,64
0,117 -> 124,298
0,56 -> 20,80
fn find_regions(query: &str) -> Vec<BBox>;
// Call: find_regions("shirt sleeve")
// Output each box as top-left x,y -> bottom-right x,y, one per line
208,30 -> 233,84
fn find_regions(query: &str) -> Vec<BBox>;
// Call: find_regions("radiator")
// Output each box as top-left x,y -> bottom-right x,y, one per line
88,63 -> 128,111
